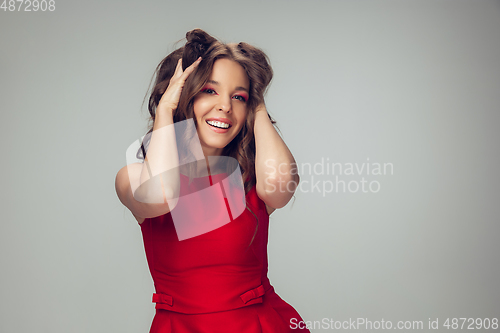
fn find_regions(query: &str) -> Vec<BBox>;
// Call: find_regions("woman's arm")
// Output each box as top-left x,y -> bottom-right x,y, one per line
254,103 -> 300,210
115,58 -> 201,220
138,58 -> 201,203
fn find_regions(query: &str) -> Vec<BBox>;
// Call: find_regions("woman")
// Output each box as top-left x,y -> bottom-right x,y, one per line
115,29 -> 309,332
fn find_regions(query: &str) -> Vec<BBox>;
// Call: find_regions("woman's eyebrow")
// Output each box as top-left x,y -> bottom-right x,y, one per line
207,80 -> 249,92
235,86 -> 249,93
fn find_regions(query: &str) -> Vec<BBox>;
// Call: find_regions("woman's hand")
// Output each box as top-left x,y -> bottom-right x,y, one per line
157,57 -> 202,113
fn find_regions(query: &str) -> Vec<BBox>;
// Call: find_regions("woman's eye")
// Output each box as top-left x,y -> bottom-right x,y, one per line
233,95 -> 247,102
202,88 -> 216,94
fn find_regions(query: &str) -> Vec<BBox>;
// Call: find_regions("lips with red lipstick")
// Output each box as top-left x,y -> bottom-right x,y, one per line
205,117 -> 233,133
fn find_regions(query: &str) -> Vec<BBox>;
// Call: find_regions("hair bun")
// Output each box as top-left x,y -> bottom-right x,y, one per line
183,29 -> 217,70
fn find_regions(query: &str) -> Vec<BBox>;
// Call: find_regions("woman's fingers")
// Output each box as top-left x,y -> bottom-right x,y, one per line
179,57 -> 202,81
172,57 -> 201,83
157,57 -> 202,113
172,58 -> 184,79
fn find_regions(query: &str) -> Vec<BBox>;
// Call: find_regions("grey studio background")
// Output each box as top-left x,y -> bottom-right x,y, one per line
1,0 -> 499,332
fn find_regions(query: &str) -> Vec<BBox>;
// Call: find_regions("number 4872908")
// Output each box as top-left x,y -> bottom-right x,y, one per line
443,318 -> 498,330
1,0 -> 55,11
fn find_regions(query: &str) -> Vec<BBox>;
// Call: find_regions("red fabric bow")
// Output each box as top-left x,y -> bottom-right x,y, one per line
240,285 -> 265,304
152,293 -> 173,307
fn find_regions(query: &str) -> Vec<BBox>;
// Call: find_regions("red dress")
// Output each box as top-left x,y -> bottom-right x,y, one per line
139,173 -> 310,332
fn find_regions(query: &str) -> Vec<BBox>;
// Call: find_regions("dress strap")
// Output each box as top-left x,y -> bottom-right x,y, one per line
151,284 -> 267,313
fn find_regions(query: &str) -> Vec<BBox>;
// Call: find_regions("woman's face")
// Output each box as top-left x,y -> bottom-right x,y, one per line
193,58 -> 250,157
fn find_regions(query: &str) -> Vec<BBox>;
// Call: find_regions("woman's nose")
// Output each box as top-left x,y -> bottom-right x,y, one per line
216,96 -> 231,113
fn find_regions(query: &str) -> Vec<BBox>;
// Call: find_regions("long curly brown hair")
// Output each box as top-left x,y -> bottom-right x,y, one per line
137,29 -> 276,247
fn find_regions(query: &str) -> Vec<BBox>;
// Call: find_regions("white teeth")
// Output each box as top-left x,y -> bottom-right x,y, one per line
207,120 -> 230,129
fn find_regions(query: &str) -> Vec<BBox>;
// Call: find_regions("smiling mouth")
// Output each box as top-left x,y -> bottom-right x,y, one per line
206,120 -> 231,129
